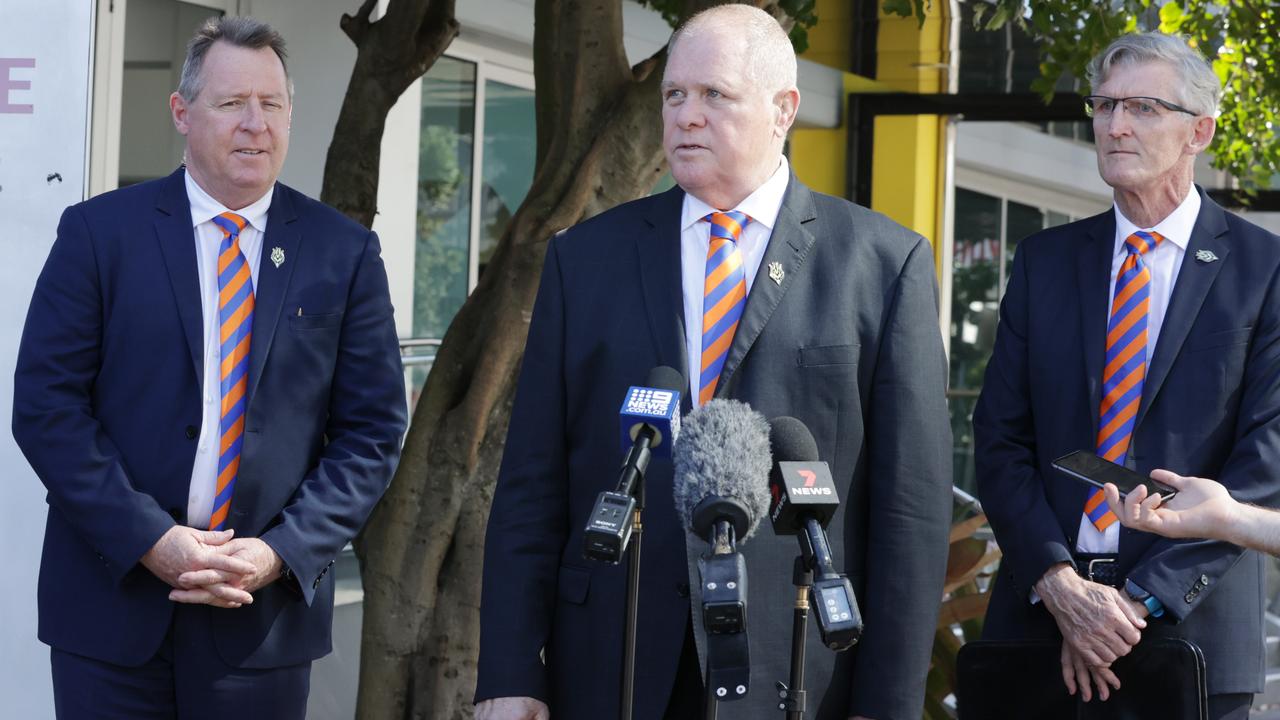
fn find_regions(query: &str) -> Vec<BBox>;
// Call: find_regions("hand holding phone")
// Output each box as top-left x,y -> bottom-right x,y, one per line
1051,450 -> 1179,500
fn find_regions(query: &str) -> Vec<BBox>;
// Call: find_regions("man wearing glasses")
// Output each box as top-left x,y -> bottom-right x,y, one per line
974,32 -> 1280,719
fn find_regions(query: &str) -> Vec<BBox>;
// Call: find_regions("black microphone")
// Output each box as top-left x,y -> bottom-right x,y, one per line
768,417 -> 863,651
583,366 -> 684,563
673,399 -> 772,703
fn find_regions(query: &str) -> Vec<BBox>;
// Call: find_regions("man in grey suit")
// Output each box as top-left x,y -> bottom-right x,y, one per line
474,5 -> 952,719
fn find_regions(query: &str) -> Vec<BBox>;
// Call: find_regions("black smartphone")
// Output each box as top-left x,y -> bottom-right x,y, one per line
1051,450 -> 1178,500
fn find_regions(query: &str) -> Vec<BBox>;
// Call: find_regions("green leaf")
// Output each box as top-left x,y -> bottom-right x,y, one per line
883,0 -> 914,18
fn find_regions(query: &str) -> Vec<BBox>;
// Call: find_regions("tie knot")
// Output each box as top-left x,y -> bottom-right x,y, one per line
1125,230 -> 1163,257
213,212 -> 248,241
706,211 -> 750,243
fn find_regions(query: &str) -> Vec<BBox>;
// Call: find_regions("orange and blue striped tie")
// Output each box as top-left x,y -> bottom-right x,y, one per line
1085,230 -> 1163,531
209,211 -> 253,531
699,211 -> 750,406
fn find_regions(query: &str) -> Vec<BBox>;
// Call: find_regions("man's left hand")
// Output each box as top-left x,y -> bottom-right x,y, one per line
170,537 -> 283,606
1060,642 -> 1121,701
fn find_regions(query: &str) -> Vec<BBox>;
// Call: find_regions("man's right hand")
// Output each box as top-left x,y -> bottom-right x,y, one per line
1104,470 -> 1238,540
1035,562 -> 1146,667
140,526 -> 257,607
474,697 -> 550,720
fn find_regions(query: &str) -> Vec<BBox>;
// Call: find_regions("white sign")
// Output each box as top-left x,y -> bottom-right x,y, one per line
0,2 -> 95,718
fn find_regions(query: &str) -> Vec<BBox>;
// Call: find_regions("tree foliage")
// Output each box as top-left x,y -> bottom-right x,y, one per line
886,0 -> 1280,190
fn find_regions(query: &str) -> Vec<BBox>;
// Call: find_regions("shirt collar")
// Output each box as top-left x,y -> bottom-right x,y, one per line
680,156 -> 791,233
184,168 -> 274,234
1112,184 -> 1200,256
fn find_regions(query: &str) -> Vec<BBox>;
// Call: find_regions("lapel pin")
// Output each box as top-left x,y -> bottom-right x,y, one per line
270,246 -> 286,268
768,261 -> 784,285
1194,249 -> 1219,263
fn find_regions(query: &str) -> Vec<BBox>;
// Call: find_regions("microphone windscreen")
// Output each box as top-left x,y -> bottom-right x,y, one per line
769,416 -> 819,462
646,365 -> 684,393
672,398 -> 773,542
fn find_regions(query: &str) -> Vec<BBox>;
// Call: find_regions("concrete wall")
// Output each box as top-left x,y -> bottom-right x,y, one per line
0,4 -> 96,718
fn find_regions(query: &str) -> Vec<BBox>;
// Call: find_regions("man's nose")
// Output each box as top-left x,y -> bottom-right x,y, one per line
239,100 -> 267,132
676,98 -> 706,129
1104,106 -> 1133,136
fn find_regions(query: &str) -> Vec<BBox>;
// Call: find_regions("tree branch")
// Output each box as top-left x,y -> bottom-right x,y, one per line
340,0 -> 378,44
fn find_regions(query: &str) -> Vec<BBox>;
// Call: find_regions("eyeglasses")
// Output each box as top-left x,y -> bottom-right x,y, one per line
1083,95 -> 1197,120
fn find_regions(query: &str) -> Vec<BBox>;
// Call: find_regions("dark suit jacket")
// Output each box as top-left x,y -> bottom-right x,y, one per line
973,187 -> 1280,694
12,168 -> 407,669
475,175 -> 953,719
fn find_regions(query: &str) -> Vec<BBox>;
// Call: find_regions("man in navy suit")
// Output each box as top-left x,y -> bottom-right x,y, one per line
975,32 -> 1280,719
475,5 -> 952,720
12,16 -> 406,718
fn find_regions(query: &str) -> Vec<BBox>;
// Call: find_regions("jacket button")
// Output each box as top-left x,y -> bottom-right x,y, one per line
185,425 -> 198,439
677,582 -> 690,598
1200,574 -> 1210,586
1185,593 -> 1195,603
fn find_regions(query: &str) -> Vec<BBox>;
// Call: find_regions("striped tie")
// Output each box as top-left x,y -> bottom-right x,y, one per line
1085,230 -> 1163,531
209,212 -> 253,531
699,211 -> 750,406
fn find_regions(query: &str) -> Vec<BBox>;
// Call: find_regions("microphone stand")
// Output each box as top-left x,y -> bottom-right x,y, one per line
616,424 -> 656,720
777,556 -> 811,719
621,473 -> 643,720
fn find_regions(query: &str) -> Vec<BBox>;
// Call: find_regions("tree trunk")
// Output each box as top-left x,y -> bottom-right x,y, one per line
348,1 -> 781,717
319,0 -> 459,227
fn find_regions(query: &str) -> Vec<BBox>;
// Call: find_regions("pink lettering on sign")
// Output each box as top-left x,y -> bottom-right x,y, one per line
1,58 -> 36,114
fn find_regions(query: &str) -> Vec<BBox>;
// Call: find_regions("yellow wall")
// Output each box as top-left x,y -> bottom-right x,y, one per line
790,0 -> 950,275
790,73 -> 887,200
872,7 -> 948,252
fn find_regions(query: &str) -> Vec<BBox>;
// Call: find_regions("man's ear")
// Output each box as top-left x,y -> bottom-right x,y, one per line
1187,115 -> 1215,155
774,87 -> 801,137
171,92 -> 190,136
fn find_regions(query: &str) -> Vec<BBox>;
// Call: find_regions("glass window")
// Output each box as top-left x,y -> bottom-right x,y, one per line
1005,200 -> 1045,276
406,57 -> 537,409
947,189 -> 1081,491
478,79 -> 535,278
413,56 -> 476,341
949,189 -> 1002,490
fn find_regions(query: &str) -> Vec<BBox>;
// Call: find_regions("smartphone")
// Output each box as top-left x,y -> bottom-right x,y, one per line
1051,450 -> 1178,500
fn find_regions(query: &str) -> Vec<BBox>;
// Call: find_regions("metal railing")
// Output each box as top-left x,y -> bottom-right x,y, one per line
400,337 -> 441,367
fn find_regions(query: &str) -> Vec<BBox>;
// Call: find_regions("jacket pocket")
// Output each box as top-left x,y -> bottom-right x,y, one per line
1185,327 -> 1252,354
289,312 -> 343,331
557,564 -> 591,605
797,343 -> 859,367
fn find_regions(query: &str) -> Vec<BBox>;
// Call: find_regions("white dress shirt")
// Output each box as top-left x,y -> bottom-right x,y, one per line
680,157 -> 791,404
184,170 -> 272,528
1075,185 -> 1199,553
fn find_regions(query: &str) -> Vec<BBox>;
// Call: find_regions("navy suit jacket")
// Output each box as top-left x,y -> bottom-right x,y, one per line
974,187 -> 1280,694
13,168 -> 407,669
475,176 -> 953,719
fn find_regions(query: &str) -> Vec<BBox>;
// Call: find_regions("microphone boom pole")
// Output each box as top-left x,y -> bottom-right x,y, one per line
582,366 -> 682,720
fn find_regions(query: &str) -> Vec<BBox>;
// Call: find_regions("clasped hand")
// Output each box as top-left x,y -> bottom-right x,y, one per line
1035,563 -> 1148,701
140,526 -> 283,608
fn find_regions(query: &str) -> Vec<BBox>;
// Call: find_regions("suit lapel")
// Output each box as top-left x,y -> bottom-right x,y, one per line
1078,212 -> 1115,440
715,174 -> 817,397
639,186 -> 692,407
1136,190 -> 1230,426
154,169 -> 204,386
246,183 -> 300,408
